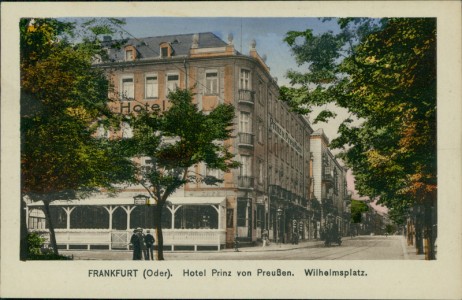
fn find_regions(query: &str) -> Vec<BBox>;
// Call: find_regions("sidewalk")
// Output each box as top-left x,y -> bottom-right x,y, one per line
222,239 -> 325,253
61,239 -> 325,260
60,236 -> 427,260
404,241 -> 426,260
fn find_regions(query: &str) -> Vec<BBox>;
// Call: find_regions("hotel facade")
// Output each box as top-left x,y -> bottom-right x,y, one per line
26,32 -> 349,251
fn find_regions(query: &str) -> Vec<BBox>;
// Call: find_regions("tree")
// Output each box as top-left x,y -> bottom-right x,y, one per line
282,18 -> 436,259
122,88 -> 239,260
350,199 -> 369,223
20,18 -> 134,258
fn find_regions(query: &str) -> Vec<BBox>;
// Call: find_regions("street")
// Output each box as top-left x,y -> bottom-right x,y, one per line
62,235 -> 422,260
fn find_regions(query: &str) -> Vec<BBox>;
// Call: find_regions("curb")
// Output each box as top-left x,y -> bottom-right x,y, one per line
224,241 -> 325,253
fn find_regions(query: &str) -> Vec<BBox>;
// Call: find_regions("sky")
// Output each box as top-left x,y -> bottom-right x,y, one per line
70,16 -> 383,211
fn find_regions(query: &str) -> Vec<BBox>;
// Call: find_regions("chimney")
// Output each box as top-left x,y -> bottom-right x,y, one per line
250,39 -> 256,51
191,33 -> 199,49
227,33 -> 234,45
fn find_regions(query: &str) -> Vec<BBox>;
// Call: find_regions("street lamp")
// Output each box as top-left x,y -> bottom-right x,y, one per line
277,207 -> 283,245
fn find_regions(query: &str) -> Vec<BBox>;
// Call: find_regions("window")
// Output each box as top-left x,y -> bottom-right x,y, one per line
240,69 -> 250,90
121,121 -> 133,139
204,164 -> 223,182
226,209 -> 234,228
257,121 -> 263,144
239,112 -> 252,133
145,74 -> 158,99
258,80 -> 263,103
166,73 -> 179,94
125,49 -> 134,61
237,200 -> 248,227
258,160 -> 263,184
121,76 -> 134,100
141,156 -> 153,170
161,47 -> 168,58
240,155 -> 252,176
96,124 -> 110,139
205,71 -> 218,94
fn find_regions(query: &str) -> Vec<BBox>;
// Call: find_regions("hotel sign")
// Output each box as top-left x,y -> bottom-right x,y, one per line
269,117 -> 303,155
119,102 -> 161,114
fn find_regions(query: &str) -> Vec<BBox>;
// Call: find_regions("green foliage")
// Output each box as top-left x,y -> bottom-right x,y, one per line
350,200 -> 369,223
20,18 -> 134,255
26,232 -> 73,260
21,18 -> 134,196
283,18 -> 436,225
125,88 -> 239,203
385,224 -> 396,234
27,232 -> 46,256
122,88 -> 239,260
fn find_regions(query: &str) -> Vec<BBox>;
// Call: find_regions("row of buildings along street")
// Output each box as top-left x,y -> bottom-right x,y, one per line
25,31 -> 390,254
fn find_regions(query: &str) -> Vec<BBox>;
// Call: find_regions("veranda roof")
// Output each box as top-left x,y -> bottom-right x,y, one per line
27,196 -> 226,207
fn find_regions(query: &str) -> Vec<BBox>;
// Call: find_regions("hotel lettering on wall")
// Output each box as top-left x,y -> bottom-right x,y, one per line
268,117 -> 303,155
119,102 -> 161,114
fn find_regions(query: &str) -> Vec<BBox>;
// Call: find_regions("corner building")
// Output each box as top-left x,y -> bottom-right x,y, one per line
102,32 -> 316,248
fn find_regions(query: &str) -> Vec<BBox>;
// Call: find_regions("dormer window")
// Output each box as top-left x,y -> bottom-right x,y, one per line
125,49 -> 133,61
160,42 -> 173,58
124,45 -> 137,61
161,47 -> 168,57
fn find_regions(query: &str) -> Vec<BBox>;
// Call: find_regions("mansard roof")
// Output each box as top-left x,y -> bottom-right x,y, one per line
104,32 -> 229,61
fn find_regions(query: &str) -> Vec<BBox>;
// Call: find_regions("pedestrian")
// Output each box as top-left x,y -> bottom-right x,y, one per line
130,228 -> 143,260
262,229 -> 269,247
291,218 -> 298,245
144,230 -> 155,260
138,228 -> 147,260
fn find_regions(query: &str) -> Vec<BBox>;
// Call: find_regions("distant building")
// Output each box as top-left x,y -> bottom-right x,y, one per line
310,129 -> 350,236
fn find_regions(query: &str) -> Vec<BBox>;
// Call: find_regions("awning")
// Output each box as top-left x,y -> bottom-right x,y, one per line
27,196 -> 226,207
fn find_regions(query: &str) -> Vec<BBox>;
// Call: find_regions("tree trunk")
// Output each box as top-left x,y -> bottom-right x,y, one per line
20,198 -> 28,260
423,199 -> 436,260
43,201 -> 59,255
407,219 -> 414,246
155,203 -> 165,260
414,217 -> 424,255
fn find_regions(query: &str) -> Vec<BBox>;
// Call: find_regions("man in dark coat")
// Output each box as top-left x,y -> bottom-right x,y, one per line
144,230 -> 155,260
130,228 -> 143,260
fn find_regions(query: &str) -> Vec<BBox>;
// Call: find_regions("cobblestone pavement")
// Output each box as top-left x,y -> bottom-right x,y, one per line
61,235 -> 425,260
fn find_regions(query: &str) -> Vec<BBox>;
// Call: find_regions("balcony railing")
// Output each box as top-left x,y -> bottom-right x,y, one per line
238,176 -> 254,189
322,173 -> 333,182
238,132 -> 254,147
238,89 -> 255,104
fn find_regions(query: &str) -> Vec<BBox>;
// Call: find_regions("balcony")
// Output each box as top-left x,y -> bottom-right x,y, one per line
238,89 -> 255,105
238,176 -> 254,189
322,173 -> 334,183
238,132 -> 254,147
